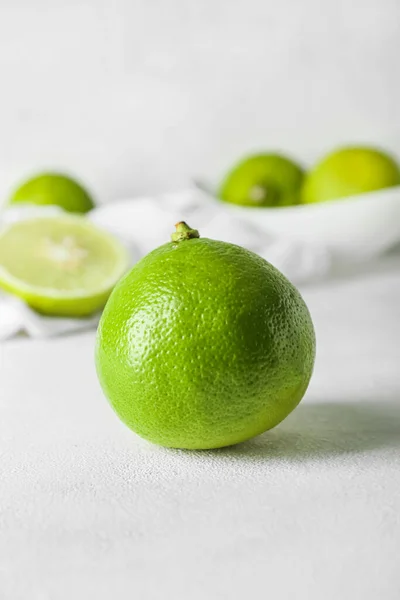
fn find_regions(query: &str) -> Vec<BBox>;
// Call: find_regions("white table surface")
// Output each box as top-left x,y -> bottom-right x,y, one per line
1,257 -> 400,600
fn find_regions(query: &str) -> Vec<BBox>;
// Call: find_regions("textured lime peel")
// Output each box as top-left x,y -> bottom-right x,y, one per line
0,215 -> 130,316
96,222 -> 316,450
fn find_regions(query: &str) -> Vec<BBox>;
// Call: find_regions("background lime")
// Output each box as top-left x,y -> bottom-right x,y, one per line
9,173 -> 95,214
219,153 -> 305,208
96,222 -> 316,450
302,146 -> 400,204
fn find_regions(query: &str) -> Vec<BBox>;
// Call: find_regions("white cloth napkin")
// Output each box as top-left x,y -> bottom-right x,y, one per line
0,187 -> 340,340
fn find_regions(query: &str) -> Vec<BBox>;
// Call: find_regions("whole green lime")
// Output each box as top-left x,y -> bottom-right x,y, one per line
96,222 -> 315,450
9,173 -> 95,213
302,146 -> 400,204
219,153 -> 304,208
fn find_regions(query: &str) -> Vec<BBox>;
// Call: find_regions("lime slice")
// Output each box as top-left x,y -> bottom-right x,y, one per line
0,215 -> 130,317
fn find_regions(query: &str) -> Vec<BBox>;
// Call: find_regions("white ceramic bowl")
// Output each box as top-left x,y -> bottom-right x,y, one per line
216,185 -> 400,258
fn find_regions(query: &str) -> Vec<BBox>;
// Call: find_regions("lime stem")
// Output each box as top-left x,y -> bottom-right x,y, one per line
249,185 -> 268,203
171,222 -> 200,242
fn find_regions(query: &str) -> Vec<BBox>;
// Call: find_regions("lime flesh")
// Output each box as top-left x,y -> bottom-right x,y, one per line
9,173 -> 95,214
0,216 -> 129,316
96,222 -> 316,449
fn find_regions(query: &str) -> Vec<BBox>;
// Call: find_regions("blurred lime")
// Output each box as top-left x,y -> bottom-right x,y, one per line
219,153 -> 305,208
9,173 -> 95,213
0,215 -> 129,316
302,146 -> 400,204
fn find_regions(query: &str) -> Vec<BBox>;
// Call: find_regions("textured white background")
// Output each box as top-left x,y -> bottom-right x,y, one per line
0,0 -> 399,202
1,2 -> 400,598
1,256 -> 400,599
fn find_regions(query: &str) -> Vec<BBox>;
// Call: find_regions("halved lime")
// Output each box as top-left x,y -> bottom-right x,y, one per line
0,215 -> 130,317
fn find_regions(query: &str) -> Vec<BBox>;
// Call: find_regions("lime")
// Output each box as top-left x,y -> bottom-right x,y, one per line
96,222 -> 315,450
9,173 -> 95,214
218,153 -> 305,208
302,146 -> 400,204
0,215 -> 129,317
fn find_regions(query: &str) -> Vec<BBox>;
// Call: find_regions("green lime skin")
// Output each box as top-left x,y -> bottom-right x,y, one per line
218,153 -> 305,208
302,146 -> 400,204
9,173 -> 95,213
0,279 -> 113,318
96,223 -> 316,450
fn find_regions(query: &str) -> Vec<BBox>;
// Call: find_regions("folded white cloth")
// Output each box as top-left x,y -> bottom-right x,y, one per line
90,189 -> 333,279
0,186 -> 368,340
